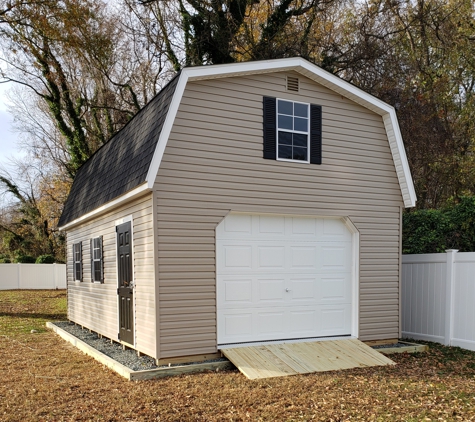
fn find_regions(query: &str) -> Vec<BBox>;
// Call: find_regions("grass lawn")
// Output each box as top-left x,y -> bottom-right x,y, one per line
1,290 -> 475,421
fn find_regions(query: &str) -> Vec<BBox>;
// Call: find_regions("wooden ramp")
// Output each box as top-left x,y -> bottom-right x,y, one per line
221,339 -> 395,380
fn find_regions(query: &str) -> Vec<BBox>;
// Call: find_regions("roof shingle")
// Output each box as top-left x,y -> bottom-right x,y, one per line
58,74 -> 179,227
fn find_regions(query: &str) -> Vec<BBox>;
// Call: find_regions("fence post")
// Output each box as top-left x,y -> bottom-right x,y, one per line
17,263 -> 21,289
445,249 -> 458,346
53,263 -> 57,289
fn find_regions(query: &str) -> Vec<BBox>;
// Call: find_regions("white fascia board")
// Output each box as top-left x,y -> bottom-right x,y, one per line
145,57 -> 416,207
58,183 -> 150,231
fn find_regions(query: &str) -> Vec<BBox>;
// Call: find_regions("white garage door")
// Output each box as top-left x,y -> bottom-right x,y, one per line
216,214 -> 354,345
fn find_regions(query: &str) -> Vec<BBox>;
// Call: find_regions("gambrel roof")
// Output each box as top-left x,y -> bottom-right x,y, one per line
58,74 -> 179,227
59,58 -> 416,229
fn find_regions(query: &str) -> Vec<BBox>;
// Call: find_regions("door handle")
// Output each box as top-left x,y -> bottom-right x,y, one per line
285,288 -> 291,292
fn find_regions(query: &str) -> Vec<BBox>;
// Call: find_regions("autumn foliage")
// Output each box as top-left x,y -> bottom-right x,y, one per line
1,0 -> 475,259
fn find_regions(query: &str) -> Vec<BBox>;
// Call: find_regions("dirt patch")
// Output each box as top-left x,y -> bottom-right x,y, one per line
1,290 -> 475,421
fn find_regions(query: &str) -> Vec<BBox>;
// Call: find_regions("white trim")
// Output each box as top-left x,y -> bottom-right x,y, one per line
145,75 -> 189,189
342,217 -> 360,339
145,57 -> 416,207
59,183 -> 150,231
215,212 -> 359,345
115,215 -> 133,226
276,98 -> 310,164
115,217 -> 136,347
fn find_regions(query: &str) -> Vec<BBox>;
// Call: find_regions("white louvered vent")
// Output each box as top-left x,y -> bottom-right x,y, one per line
286,76 -> 299,92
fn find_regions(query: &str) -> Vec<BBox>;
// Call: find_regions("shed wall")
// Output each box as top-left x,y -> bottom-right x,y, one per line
154,71 -> 404,358
66,193 -> 156,357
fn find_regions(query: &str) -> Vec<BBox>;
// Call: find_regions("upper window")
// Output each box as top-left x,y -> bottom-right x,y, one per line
263,96 -> 321,165
277,99 -> 309,162
90,236 -> 104,283
73,242 -> 82,282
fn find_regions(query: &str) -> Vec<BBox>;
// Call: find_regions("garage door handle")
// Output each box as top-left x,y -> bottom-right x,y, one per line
285,288 -> 291,292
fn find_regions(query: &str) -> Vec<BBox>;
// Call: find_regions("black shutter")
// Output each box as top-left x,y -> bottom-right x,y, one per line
72,243 -> 76,281
310,104 -> 322,165
90,238 -> 94,282
263,96 -> 276,159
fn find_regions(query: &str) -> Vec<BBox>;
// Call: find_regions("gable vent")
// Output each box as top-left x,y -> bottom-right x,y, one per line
286,76 -> 299,92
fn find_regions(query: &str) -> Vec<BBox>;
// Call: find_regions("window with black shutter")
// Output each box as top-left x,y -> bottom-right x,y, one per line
73,242 -> 82,282
90,236 -> 104,283
263,96 -> 322,164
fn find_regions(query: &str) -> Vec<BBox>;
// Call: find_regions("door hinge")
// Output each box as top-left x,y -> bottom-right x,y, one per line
118,333 -> 120,340
117,288 -> 120,295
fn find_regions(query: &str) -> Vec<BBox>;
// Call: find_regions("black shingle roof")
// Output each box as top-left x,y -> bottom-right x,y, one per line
58,74 -> 180,227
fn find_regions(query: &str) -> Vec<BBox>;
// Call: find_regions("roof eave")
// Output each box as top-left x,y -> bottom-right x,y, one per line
58,183 -> 151,231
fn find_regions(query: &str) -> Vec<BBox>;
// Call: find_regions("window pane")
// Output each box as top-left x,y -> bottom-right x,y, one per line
293,147 -> 307,161
94,261 -> 101,281
278,131 -> 292,145
294,103 -> 308,118
294,117 -> 308,132
278,145 -> 292,159
278,100 -> 293,115
278,115 -> 293,130
293,133 -> 307,147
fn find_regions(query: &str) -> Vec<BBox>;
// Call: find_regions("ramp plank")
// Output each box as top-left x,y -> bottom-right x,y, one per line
221,339 -> 395,380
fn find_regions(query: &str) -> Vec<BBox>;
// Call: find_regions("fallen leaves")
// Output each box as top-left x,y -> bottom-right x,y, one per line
1,291 -> 475,421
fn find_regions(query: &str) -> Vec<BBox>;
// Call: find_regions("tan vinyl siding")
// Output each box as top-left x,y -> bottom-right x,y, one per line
154,71 -> 404,358
66,193 -> 156,358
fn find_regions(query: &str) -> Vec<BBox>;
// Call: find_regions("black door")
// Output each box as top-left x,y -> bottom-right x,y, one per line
117,221 -> 134,345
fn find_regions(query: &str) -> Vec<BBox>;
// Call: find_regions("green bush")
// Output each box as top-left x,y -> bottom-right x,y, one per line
35,254 -> 56,264
0,257 -> 11,263
403,197 -> 475,254
14,254 -> 36,263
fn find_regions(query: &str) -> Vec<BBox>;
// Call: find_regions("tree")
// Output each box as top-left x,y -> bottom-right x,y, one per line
0,0 -> 170,177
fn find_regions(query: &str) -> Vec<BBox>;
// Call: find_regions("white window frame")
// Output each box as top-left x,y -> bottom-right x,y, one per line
276,98 -> 310,164
73,242 -> 82,282
91,236 -> 103,283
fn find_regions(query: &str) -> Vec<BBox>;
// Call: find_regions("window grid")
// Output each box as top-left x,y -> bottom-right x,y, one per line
91,237 -> 103,283
276,99 -> 310,163
73,242 -> 82,282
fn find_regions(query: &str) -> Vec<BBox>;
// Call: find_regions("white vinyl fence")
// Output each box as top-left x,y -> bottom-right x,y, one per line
0,263 -> 66,290
402,250 -> 475,351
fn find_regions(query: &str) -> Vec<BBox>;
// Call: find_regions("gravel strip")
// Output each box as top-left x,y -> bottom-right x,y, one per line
373,342 -> 414,349
52,321 -> 227,371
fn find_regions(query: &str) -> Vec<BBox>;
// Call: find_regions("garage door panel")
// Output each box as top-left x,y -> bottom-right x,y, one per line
222,214 -> 252,235
258,246 -> 285,268
217,214 -> 354,345
222,279 -> 253,303
320,306 -> 352,334
319,244 -> 352,272
218,304 -> 352,344
258,215 -> 285,235
221,312 -> 253,339
224,245 -> 252,268
258,278 -> 286,302
257,311 -> 286,336
290,278 -> 316,301
289,310 -> 317,333
291,217 -> 318,236
320,275 -> 351,303
290,246 -> 317,269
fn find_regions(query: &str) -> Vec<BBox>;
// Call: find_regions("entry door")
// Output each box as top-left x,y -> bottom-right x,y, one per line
117,221 -> 134,345
216,214 -> 353,345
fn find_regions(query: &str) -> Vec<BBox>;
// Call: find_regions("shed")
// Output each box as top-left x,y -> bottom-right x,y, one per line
58,57 -> 416,364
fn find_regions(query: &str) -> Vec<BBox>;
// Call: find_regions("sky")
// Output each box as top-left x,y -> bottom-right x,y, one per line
0,82 -> 23,169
